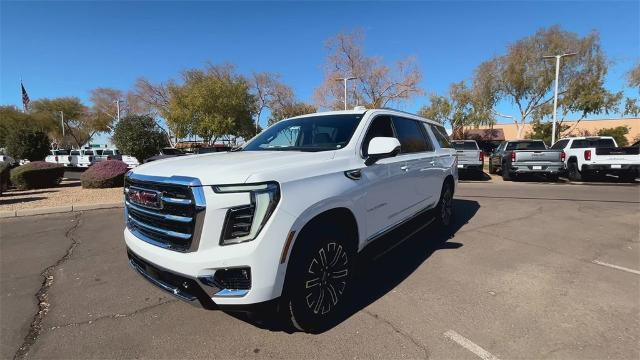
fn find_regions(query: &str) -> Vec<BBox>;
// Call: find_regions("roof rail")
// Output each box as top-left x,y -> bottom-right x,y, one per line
381,107 -> 419,117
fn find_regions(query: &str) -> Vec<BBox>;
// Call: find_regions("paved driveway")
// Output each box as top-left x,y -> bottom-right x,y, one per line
1,181 -> 638,359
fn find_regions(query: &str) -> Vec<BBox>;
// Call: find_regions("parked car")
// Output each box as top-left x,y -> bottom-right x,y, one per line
452,140 -> 483,174
69,149 -> 95,168
124,108 -> 458,332
94,148 -> 140,168
0,154 -> 17,167
194,145 -> 232,154
45,149 -> 72,167
489,139 -> 564,181
144,148 -> 188,163
551,136 -> 640,182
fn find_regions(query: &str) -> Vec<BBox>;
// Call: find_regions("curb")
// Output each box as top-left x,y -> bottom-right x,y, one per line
0,202 -> 123,218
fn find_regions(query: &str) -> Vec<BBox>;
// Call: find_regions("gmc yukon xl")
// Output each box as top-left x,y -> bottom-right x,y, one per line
124,109 -> 458,332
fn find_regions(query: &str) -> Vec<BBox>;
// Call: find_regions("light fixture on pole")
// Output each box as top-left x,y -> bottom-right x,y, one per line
543,52 -> 577,145
336,77 -> 357,110
59,111 -> 65,140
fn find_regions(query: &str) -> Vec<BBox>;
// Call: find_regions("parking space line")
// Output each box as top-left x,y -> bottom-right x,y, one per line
592,260 -> 640,275
444,330 -> 501,360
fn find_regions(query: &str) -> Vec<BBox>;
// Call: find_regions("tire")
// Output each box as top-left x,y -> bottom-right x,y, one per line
488,161 -> 495,174
501,163 -> 512,181
567,161 -> 582,181
435,181 -> 454,228
282,225 -> 355,333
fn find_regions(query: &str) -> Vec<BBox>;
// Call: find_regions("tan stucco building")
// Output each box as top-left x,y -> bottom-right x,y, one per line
484,118 -> 640,143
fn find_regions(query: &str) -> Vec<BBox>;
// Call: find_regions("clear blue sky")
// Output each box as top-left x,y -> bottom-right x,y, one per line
1,1 -> 638,143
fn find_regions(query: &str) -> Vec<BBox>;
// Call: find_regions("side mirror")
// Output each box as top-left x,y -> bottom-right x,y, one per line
365,137 -> 401,166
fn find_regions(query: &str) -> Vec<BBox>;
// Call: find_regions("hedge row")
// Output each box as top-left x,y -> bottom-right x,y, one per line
10,161 -> 65,190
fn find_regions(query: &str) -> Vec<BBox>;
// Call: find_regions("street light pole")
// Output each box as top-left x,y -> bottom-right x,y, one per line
59,111 -> 65,139
115,99 -> 121,122
336,77 -> 357,110
543,52 -> 577,145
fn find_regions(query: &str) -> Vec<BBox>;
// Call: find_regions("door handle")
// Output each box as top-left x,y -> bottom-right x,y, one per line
400,165 -> 409,172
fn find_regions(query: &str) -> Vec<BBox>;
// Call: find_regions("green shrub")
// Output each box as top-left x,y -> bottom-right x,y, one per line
5,130 -> 51,161
81,160 -> 129,189
10,161 -> 64,190
112,115 -> 168,163
0,161 -> 10,195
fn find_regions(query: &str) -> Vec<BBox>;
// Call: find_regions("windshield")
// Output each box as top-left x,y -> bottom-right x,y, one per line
453,141 -> 478,150
570,138 -> 616,149
506,141 -> 546,150
243,114 -> 364,152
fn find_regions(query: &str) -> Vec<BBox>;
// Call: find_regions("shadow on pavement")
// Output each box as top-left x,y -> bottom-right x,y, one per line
0,196 -> 47,205
233,198 -> 480,333
458,170 -> 491,181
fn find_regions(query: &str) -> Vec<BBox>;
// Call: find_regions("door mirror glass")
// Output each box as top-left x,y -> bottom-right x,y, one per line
366,137 -> 401,165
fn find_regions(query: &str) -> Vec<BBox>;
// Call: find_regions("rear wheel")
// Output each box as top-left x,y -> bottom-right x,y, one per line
435,181 -> 454,228
501,162 -> 512,181
567,161 -> 582,181
282,225 -> 355,333
488,161 -> 495,174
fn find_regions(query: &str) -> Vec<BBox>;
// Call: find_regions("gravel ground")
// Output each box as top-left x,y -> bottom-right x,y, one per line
0,180 -> 123,211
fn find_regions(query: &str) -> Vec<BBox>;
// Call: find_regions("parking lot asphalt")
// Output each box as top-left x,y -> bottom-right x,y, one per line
1,180 -> 638,359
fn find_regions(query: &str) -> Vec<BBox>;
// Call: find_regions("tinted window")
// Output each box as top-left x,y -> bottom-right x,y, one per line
70,150 -> 80,155
392,117 -> 428,153
429,125 -> 452,148
506,141 -> 546,150
362,116 -> 394,156
102,150 -> 114,156
570,138 -> 616,149
244,114 -> 363,152
550,139 -> 570,150
453,141 -> 479,150
84,150 -> 95,156
162,148 -> 184,155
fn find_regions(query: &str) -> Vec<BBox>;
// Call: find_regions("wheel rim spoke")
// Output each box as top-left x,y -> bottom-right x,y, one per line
304,242 -> 349,315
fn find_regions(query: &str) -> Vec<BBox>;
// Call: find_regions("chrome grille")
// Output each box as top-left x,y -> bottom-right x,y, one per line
125,173 -> 206,252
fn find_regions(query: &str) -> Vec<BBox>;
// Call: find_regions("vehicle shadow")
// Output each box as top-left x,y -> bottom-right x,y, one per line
458,171 -> 491,181
233,198 -> 480,333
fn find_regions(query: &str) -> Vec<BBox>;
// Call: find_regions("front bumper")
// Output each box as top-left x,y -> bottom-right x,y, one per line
124,200 -> 296,307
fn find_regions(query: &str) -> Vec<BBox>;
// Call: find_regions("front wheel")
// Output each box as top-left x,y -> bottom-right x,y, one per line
282,226 -> 355,333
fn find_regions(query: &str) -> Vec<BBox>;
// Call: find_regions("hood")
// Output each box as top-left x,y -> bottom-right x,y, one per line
131,150 -> 336,185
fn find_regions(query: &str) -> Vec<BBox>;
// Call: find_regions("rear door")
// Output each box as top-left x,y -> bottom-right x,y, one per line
392,117 -> 440,214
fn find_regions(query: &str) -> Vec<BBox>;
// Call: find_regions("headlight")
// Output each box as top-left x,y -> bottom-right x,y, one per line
213,182 -> 280,245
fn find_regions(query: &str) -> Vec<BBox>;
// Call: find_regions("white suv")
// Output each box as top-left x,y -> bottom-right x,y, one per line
124,108 -> 458,332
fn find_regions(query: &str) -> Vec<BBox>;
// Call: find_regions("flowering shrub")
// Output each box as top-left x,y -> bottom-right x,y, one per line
10,161 -> 64,190
81,160 -> 129,189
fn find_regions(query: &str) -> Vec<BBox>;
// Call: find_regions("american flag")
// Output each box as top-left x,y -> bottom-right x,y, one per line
21,82 -> 30,111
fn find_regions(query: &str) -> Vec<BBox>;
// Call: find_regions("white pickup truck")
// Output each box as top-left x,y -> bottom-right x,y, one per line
124,108 -> 458,332
45,149 -> 72,167
551,136 -> 640,182
69,149 -> 96,168
94,149 -> 140,168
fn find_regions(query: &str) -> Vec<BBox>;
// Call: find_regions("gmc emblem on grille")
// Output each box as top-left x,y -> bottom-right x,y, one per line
127,188 -> 162,209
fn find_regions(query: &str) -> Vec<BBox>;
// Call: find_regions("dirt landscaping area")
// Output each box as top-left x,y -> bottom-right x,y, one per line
0,180 -> 123,212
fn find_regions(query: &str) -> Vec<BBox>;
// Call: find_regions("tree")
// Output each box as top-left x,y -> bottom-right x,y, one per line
473,26 -> 622,138
418,82 -> 494,138
623,63 -> 640,116
166,64 -> 256,144
111,115 -> 168,162
314,30 -> 423,110
597,126 -> 629,147
5,130 -> 51,161
525,120 -> 570,146
268,102 -> 317,125
251,72 -> 312,129
30,97 -> 111,148
0,106 -> 37,147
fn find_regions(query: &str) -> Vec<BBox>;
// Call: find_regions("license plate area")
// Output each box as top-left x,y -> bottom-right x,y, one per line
611,164 -> 622,169
532,166 -> 542,170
